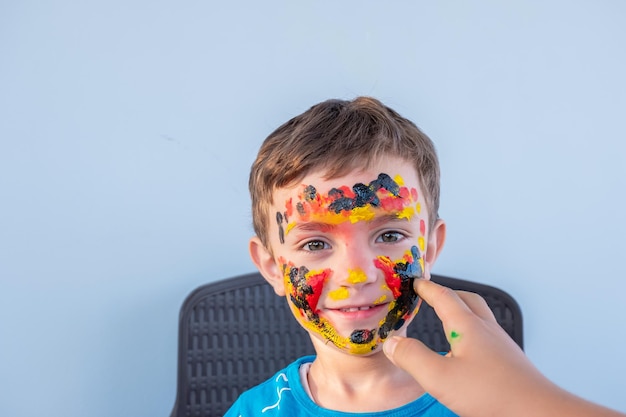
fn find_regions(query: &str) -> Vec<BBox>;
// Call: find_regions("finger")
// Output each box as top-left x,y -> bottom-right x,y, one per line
456,291 -> 497,323
413,279 -> 474,325
383,336 -> 449,389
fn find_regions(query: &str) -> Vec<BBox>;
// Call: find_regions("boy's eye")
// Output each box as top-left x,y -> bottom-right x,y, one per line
303,240 -> 330,251
377,231 -> 404,243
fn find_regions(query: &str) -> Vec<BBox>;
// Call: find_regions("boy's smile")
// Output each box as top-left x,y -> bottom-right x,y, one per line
252,158 -> 440,356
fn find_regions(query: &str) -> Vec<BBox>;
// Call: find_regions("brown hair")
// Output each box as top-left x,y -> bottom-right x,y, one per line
249,96 -> 440,248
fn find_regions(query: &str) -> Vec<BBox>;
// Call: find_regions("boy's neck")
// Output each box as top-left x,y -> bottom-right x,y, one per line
307,343 -> 425,412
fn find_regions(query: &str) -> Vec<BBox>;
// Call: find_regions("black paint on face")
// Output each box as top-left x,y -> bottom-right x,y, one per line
326,173 -> 401,214
350,328 -> 375,344
276,211 -> 285,244
303,184 -> 317,201
286,265 -> 319,322
378,246 -> 422,340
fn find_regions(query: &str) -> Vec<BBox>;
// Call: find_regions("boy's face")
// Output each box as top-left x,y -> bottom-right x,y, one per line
251,157 -> 445,356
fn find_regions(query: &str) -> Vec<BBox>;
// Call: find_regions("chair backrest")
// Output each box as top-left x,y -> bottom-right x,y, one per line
169,272 -> 523,417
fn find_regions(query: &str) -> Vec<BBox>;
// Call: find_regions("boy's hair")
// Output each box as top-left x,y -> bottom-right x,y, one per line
249,96 -> 440,249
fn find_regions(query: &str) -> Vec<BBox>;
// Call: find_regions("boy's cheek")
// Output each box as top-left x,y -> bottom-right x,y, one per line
375,245 -> 424,288
278,257 -> 332,314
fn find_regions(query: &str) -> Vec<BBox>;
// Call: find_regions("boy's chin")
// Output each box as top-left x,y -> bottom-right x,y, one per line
294,310 -> 416,356
307,327 -> 390,356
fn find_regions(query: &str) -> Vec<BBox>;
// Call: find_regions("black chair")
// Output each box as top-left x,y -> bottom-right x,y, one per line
169,272 -> 523,417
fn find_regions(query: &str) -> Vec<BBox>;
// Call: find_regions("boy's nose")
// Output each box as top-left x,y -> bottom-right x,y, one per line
338,245 -> 379,286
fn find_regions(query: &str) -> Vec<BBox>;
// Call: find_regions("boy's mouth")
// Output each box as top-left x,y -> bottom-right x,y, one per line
339,305 -> 375,313
325,302 -> 389,322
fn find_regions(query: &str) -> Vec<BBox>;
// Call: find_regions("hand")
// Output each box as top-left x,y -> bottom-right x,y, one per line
383,279 -> 625,417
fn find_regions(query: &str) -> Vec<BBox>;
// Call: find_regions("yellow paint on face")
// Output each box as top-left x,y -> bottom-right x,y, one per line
394,174 -> 404,186
397,206 -> 416,220
418,236 -> 425,252
347,269 -> 367,284
348,206 -> 376,223
328,287 -> 350,300
286,302 -> 381,354
416,202 -> 421,214
374,294 -> 388,304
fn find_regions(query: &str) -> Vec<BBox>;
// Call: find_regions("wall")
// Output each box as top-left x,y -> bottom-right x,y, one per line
1,1 -> 625,415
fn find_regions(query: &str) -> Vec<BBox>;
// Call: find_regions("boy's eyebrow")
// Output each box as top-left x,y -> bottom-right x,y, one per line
370,213 -> 412,226
289,221 -> 337,233
289,213 -> 411,233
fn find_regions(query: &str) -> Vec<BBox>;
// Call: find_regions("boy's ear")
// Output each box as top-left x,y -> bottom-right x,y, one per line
424,218 -> 446,276
249,236 -> 286,296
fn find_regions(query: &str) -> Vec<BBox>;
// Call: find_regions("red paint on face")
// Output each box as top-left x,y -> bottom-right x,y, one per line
304,269 -> 331,313
280,257 -> 331,315
420,219 -> 426,236
337,185 -> 355,198
374,248 -> 420,300
374,257 -> 402,299
285,198 -> 294,218
377,185 -> 418,212
379,195 -> 408,211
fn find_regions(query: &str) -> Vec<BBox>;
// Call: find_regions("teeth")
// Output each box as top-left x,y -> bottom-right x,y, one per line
340,306 -> 372,312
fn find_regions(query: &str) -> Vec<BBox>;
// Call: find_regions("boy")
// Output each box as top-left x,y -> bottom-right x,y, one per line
225,96 -> 452,416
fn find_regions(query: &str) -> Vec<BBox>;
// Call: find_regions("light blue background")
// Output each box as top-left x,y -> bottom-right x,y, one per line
1,1 -> 625,415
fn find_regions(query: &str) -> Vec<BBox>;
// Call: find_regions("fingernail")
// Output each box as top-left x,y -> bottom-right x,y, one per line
383,336 -> 399,357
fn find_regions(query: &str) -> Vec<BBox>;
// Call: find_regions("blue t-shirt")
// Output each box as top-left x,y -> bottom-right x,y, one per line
224,356 -> 458,417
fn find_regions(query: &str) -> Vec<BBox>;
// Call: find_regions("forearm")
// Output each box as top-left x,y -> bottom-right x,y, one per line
527,385 -> 624,417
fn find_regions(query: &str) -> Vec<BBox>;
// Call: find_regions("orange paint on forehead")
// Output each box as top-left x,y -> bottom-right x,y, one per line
285,198 -> 294,219
283,173 -> 420,231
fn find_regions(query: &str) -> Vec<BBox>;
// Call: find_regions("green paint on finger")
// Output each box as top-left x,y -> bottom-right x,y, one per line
450,331 -> 461,341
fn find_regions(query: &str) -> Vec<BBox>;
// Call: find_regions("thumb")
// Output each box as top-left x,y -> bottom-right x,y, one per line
383,336 -> 447,387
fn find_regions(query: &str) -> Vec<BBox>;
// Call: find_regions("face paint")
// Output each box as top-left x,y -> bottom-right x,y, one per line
275,171 -> 428,355
328,287 -> 350,300
347,269 -> 367,284
282,245 -> 424,355
276,212 -> 285,244
282,262 -> 331,321
276,208 -> 293,245
282,173 -> 420,232
373,245 -> 424,340
281,260 -> 376,355
374,294 -> 388,304
350,329 -> 374,344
